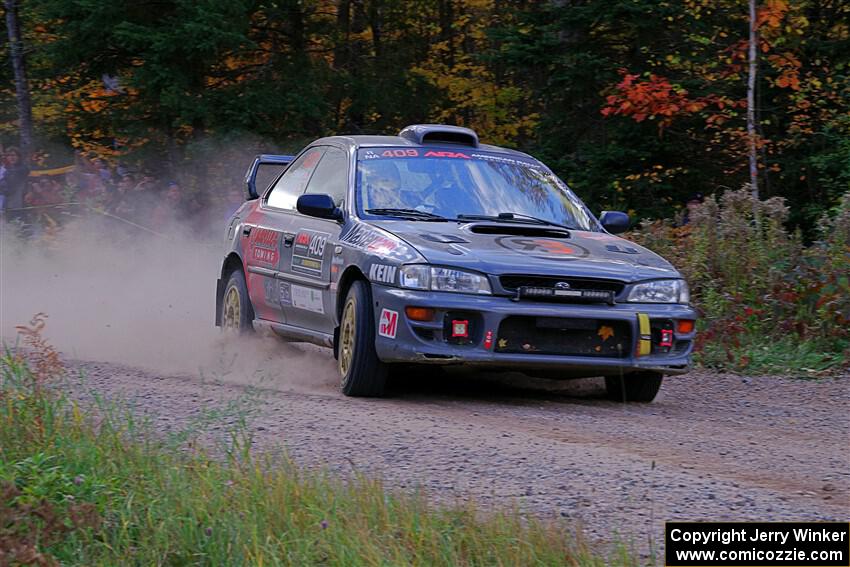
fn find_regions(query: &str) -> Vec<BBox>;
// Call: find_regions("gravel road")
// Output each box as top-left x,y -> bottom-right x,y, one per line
60,342 -> 850,556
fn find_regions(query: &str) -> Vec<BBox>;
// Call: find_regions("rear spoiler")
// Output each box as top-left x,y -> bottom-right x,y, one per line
244,154 -> 294,200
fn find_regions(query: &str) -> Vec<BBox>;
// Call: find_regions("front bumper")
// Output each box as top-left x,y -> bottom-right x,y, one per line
371,286 -> 697,377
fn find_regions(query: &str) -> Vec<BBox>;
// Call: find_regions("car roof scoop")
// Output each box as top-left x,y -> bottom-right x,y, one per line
398,124 -> 479,147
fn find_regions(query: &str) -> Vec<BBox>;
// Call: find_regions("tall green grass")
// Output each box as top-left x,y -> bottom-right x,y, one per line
1,337 -> 629,566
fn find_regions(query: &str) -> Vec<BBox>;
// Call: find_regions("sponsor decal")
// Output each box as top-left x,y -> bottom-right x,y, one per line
331,254 -> 345,278
597,325 -> 615,341
483,330 -> 493,350
378,309 -> 398,338
263,278 -> 279,306
495,236 -> 589,260
278,281 -> 292,306
302,148 -> 323,168
369,263 -> 397,284
605,244 -> 639,254
424,150 -> 470,159
341,224 -> 418,261
292,230 -> 329,276
291,284 -> 324,314
469,152 -> 540,168
250,227 -> 280,266
580,232 -> 620,241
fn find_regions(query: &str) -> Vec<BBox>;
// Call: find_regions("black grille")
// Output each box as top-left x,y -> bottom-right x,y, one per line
496,316 -> 631,357
499,275 -> 625,295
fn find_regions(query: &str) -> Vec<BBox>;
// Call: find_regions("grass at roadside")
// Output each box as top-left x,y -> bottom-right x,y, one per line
1,329 -> 632,566
631,188 -> 850,377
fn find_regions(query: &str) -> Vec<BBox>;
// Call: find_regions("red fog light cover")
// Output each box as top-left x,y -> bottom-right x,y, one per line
451,320 -> 469,338
660,329 -> 674,348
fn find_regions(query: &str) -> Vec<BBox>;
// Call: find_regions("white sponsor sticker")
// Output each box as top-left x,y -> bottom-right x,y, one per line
369,263 -> 397,284
291,284 -> 324,314
378,308 -> 398,339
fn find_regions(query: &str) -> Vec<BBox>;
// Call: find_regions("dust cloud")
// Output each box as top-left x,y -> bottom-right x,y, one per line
0,216 -> 339,393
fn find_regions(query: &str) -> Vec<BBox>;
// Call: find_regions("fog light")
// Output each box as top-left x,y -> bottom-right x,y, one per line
677,320 -> 695,334
405,306 -> 435,322
451,319 -> 469,338
660,329 -> 674,347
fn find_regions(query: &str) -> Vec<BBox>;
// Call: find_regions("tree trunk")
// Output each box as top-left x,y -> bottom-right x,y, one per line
747,0 -> 759,200
368,0 -> 382,61
4,0 -> 34,158
438,0 -> 455,69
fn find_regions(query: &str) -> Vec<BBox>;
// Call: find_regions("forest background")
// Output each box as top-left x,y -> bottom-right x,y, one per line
2,0 -> 849,372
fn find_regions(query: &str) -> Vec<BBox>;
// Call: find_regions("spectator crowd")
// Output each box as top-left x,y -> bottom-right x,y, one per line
0,147 -> 246,239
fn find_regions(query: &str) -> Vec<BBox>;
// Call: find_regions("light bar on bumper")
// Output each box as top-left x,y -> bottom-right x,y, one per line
514,286 -> 615,304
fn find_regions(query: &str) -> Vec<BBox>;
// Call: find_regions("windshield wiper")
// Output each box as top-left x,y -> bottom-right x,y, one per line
366,208 -> 450,221
456,212 -> 575,231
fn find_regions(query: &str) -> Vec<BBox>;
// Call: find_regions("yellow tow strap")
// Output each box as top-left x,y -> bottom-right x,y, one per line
29,165 -> 75,177
637,313 -> 652,356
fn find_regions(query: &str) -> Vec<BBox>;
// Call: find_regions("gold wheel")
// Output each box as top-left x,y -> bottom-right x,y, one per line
338,297 -> 356,379
222,284 -> 242,330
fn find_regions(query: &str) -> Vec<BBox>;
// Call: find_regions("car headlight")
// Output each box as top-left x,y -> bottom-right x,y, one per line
399,265 -> 492,295
626,279 -> 690,304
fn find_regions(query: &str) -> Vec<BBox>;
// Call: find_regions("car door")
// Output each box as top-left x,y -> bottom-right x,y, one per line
244,146 -> 326,324
278,146 -> 350,334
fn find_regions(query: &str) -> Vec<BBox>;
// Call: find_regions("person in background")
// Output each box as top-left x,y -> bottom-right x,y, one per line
25,177 -> 62,208
109,174 -> 135,216
149,180 -> 182,232
127,174 -> 157,225
93,158 -> 113,187
0,147 -> 31,225
24,177 -> 63,237
679,192 -> 705,226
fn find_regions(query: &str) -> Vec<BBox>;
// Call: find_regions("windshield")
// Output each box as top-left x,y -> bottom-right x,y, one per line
355,147 -> 598,231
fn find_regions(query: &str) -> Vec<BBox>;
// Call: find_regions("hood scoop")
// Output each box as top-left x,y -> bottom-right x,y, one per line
419,232 -> 469,244
467,224 -> 570,238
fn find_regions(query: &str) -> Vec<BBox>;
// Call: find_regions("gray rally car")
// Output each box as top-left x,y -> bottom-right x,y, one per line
215,124 -> 697,402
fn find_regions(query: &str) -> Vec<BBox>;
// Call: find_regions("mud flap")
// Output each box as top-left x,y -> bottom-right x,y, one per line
636,312 -> 652,356
215,278 -> 224,327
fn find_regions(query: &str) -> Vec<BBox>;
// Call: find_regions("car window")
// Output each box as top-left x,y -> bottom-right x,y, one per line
255,162 -> 288,195
304,147 -> 349,206
266,147 -> 326,210
356,148 -> 597,230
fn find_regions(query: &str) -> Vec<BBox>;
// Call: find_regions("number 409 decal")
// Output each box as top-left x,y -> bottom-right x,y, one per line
382,149 -> 419,158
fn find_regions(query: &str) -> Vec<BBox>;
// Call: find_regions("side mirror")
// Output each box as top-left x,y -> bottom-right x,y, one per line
599,211 -> 630,234
297,194 -> 343,221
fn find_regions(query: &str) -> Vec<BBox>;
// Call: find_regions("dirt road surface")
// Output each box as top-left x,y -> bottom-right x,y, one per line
63,345 -> 849,556
4,225 -> 848,556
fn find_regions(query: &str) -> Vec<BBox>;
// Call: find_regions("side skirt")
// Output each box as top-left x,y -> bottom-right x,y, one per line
253,319 -> 334,348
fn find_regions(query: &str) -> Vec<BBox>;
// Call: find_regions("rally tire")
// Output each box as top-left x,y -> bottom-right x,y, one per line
221,269 -> 255,334
604,371 -> 663,402
338,280 -> 388,397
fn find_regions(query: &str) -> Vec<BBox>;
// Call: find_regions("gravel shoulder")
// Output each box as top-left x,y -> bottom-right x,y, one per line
62,348 -> 849,555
